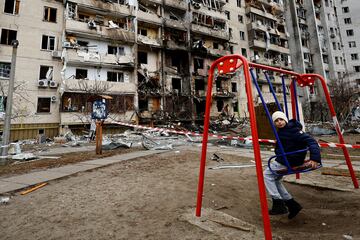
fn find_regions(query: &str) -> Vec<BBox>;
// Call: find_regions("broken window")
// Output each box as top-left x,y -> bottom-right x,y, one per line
172,78 -> 181,91
41,35 -> 55,50
67,2 -> 76,19
75,69 -> 88,79
108,46 -> 125,55
78,14 -> 90,22
77,40 -> 89,47
215,80 -> 221,90
4,0 -> 20,14
231,82 -> 237,92
195,79 -> 205,91
37,97 -> 51,113
138,28 -> 148,36
138,51 -> 148,64
233,101 -> 238,112
216,100 -> 224,112
194,58 -> 204,71
0,62 -> 11,79
240,31 -> 245,40
241,48 -> 247,57
107,71 -> 124,82
213,42 -> 219,49
39,66 -> 53,80
44,6 -> 57,23
138,99 -> 148,111
0,29 -> 17,45
0,96 -> 7,112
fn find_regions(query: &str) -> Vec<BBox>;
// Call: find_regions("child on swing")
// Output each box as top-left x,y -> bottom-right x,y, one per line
264,111 -> 321,219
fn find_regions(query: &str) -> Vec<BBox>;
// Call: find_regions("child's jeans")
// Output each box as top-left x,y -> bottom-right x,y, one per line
264,161 -> 292,200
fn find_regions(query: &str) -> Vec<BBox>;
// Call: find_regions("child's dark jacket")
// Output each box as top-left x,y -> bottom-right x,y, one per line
275,119 -> 321,167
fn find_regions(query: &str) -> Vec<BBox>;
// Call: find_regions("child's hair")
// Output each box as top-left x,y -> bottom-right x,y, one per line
272,111 -> 288,123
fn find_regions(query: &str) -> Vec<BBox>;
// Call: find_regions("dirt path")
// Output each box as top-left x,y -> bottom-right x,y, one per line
0,149 -> 359,240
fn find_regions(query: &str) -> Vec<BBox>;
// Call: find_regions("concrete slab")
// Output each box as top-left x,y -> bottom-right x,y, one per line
1,171 -> 69,186
37,146 -> 95,156
0,180 -> 28,193
47,164 -> 98,174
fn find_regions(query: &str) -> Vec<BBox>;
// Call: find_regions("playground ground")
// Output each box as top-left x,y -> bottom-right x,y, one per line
1,140 -> 360,240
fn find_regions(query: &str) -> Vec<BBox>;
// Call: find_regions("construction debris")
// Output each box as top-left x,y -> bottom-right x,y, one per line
0,196 -> 10,204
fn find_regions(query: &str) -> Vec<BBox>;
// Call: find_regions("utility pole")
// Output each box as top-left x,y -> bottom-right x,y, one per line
1,40 -> 19,162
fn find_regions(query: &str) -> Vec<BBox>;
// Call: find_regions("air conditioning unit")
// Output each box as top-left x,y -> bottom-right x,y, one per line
51,96 -> 57,102
62,41 -> 71,48
49,81 -> 58,88
38,79 -> 48,87
51,51 -> 62,58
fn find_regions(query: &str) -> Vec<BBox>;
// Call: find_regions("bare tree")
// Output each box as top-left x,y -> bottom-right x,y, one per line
328,76 -> 359,123
0,80 -> 35,121
65,79 -> 113,125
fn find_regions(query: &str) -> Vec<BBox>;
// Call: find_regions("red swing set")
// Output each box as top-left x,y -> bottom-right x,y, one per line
195,55 -> 359,240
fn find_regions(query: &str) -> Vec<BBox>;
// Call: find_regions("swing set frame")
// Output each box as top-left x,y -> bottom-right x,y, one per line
195,55 -> 359,240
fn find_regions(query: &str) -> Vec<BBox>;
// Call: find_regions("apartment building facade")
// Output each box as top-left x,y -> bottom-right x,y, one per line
0,0 -> 352,140
335,0 -> 360,89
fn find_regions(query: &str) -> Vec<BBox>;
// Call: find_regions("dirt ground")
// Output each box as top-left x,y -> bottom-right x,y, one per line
1,147 -> 359,240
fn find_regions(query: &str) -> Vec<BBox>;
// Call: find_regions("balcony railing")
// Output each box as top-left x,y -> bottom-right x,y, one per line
164,18 -> 187,31
191,24 -> 229,40
245,6 -> 278,21
163,0 -> 188,11
65,19 -> 135,42
65,49 -> 135,67
164,39 -> 187,51
137,11 -> 162,25
73,0 -> 131,16
208,48 -> 230,57
249,39 -> 290,54
137,35 -> 162,47
63,79 -> 136,94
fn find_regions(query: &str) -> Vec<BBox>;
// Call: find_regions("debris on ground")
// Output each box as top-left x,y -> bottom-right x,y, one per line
20,183 -> 48,195
0,196 -> 10,204
12,153 -> 37,161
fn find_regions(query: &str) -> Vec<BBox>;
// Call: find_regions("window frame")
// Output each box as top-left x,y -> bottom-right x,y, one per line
107,71 -> 124,82
43,6 -> 57,23
0,62 -> 11,79
4,0 -> 20,15
37,97 -> 51,113
41,35 -> 56,51
0,28 -> 17,45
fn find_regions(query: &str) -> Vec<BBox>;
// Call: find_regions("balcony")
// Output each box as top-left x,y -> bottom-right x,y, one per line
137,11 -> 162,25
212,90 -> 235,98
249,39 -> 290,54
245,6 -> 278,21
65,49 -> 135,68
164,39 -> 187,51
63,79 -> 136,94
164,18 -> 187,31
164,0 -> 188,11
138,35 -> 162,47
191,24 -> 229,40
208,48 -> 230,57
65,19 -> 135,42
194,68 -> 208,76
73,0 -> 131,16
60,111 -> 134,125
247,22 -> 279,36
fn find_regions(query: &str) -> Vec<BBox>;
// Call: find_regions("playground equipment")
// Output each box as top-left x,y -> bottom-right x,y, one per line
250,68 -> 323,176
195,55 -> 359,240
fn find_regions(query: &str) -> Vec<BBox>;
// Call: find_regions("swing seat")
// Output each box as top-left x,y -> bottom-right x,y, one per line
274,160 -> 322,175
268,148 -> 322,176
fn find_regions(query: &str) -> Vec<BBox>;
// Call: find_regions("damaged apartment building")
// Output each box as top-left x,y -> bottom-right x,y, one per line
0,0 -> 354,140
